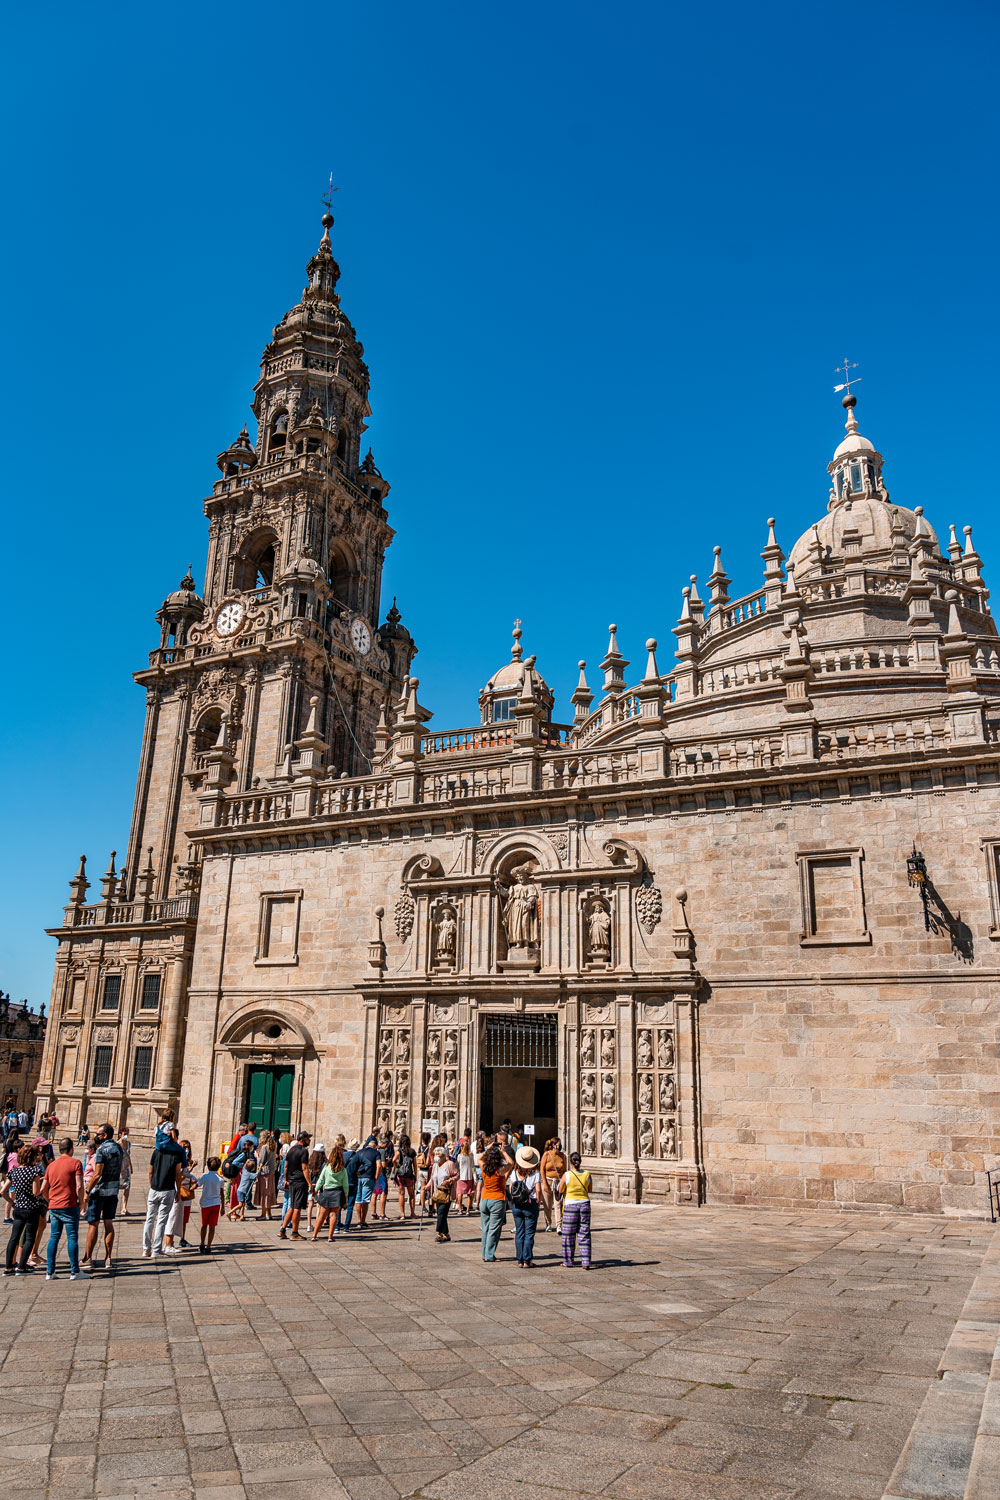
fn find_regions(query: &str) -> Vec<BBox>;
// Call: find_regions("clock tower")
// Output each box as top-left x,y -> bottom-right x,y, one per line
126,207 -> 417,900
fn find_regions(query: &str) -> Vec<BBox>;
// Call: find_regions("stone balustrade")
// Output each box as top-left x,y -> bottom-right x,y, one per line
66,894 -> 199,928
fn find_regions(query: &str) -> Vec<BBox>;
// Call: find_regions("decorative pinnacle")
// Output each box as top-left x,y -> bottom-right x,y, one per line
321,172 -> 338,235
834,358 -> 861,399
511,619 -> 523,661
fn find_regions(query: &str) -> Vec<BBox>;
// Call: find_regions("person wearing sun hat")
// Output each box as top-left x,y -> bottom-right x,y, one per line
509,1145 -> 542,1267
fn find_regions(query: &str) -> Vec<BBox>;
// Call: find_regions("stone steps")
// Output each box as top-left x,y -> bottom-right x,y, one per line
882,1227 -> 1000,1500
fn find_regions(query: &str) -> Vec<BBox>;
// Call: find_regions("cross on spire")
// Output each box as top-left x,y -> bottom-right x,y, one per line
321,172 -> 339,216
833,358 -> 861,397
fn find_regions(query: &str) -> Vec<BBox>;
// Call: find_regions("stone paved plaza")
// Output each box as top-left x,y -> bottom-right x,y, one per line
1,1199 -> 997,1500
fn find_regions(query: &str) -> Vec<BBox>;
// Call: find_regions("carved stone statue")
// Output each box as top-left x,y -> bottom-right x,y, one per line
601,1117 -> 617,1156
587,900 -> 611,957
396,1069 -> 409,1102
377,1108 -> 390,1132
659,1075 -> 675,1112
443,1070 -> 457,1106
659,1119 -> 676,1158
600,1031 -> 616,1068
444,1030 -> 458,1065
378,1031 -> 393,1065
637,1030 -> 653,1069
435,908 -> 457,963
394,1110 -> 407,1136
638,1073 -> 653,1113
501,865 -> 540,950
601,1074 -> 616,1110
581,1073 -> 596,1110
581,1029 -> 595,1067
396,1032 -> 410,1064
426,1074 -> 440,1106
658,1030 -> 674,1070
582,1118 -> 597,1156
639,1118 -> 654,1157
377,1069 -> 392,1105
426,1031 -> 441,1066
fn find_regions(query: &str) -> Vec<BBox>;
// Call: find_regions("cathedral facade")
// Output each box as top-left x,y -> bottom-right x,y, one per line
36,214 -> 1000,1215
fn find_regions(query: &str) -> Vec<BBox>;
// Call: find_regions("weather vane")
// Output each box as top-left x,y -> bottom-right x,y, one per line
321,172 -> 339,216
833,358 -> 861,397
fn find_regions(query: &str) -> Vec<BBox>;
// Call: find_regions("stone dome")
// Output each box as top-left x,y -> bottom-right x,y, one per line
787,498 -> 940,577
480,625 -> 555,722
160,569 -> 205,617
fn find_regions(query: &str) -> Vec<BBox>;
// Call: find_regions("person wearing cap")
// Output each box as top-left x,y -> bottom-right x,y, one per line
509,1146 -> 542,1267
342,1138 -> 361,1230
278,1131 -> 313,1240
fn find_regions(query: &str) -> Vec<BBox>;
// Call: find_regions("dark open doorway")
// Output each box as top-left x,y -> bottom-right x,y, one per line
479,1014 -> 558,1145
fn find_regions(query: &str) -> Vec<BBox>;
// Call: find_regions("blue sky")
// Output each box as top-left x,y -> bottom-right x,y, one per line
1,2 -> 997,1003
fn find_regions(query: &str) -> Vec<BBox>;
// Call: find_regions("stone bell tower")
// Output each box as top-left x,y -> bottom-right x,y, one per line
126,205 -> 418,898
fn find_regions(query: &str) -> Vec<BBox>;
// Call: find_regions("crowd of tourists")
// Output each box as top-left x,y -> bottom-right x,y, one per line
1,1110 -> 596,1277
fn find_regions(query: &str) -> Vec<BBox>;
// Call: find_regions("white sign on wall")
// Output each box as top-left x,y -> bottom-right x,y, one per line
422,1118 -> 440,1135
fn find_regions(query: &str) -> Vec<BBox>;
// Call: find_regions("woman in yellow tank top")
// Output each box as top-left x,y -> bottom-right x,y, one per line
557,1151 -> 592,1268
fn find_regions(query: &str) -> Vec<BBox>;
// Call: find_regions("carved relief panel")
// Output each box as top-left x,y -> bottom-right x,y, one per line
423,1023 -> 460,1140
375,1016 -> 411,1138
579,1000 -> 618,1160
635,1007 -> 678,1162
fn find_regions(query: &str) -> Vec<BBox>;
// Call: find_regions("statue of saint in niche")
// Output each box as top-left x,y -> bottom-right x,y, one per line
434,907 -> 457,963
501,864 -> 540,951
586,900 -> 611,958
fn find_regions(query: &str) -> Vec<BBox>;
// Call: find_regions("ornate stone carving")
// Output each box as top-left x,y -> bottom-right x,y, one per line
375,1019 -> 411,1119
639,1118 -> 654,1157
443,1071 -> 457,1106
426,1032 -> 441,1067
635,1011 -> 678,1162
658,1031 -> 674,1070
548,830 -> 569,861
582,1118 -> 597,1156
432,905 -> 457,968
601,1117 -> 617,1156
581,1073 -> 596,1110
638,1073 -> 653,1113
377,1069 -> 392,1104
601,1074 -> 616,1110
378,1031 -> 393,1065
636,878 -> 663,934
584,897 -> 611,964
135,1025 -> 156,1045
393,892 -> 415,942
581,1029 -> 595,1067
395,1031 -> 410,1064
637,1029 -> 653,1069
61,1026 -> 80,1044
659,1119 -> 677,1158
499,862 -> 541,958
600,1030 -> 616,1067
443,1031 -> 458,1065
95,1026 -> 116,1044
474,832 -> 502,870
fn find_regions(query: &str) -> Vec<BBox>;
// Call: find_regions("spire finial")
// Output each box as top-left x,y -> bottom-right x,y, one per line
511,619 -> 523,661
321,172 -> 337,238
834,359 -> 862,434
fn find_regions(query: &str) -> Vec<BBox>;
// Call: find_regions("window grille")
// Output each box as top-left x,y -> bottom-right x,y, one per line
483,1014 -> 557,1069
101,974 -> 122,1011
131,1046 -> 153,1090
140,973 -> 161,1010
91,1045 -> 113,1088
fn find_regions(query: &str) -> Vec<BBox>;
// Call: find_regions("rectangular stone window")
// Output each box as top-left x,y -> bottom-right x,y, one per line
982,839 -> 1000,940
140,973 -> 161,1010
67,975 -> 85,1012
255,891 -> 302,966
91,1045 -> 113,1088
131,1045 -> 153,1090
59,1047 -> 77,1087
101,974 -> 122,1011
797,847 -> 870,946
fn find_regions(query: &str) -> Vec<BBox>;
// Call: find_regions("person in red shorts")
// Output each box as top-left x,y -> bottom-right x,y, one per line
198,1156 -> 224,1253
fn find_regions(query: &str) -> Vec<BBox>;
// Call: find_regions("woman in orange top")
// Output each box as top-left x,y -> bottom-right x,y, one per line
478,1143 -> 508,1263
539,1138 -> 566,1232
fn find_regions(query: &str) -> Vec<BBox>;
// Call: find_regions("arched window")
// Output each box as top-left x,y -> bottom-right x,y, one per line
193,708 -> 223,754
328,545 -> 358,612
254,543 -> 275,587
232,531 -> 279,592
337,425 -> 350,466
269,412 -> 288,458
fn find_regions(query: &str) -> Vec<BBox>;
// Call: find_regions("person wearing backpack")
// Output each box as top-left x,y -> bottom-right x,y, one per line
233,1141 -> 259,1221
509,1146 -> 542,1267
393,1135 -> 417,1219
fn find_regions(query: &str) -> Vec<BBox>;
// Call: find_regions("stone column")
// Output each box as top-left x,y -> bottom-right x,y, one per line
155,952 -> 188,1095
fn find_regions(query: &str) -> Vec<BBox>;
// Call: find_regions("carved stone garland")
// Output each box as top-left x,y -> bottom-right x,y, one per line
580,1021 -> 619,1158
423,1026 -> 459,1139
375,1021 -> 411,1137
636,1018 -> 678,1160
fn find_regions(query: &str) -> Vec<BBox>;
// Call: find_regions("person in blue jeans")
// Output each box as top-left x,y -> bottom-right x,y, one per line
478,1143 -> 508,1262
342,1140 -> 361,1229
42,1138 -> 87,1280
509,1146 -> 541,1267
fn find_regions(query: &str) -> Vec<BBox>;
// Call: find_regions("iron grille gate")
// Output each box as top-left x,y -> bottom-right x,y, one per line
483,1014 -> 558,1069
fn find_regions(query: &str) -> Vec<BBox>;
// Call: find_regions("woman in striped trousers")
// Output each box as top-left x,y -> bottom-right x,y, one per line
557,1152 -> 592,1269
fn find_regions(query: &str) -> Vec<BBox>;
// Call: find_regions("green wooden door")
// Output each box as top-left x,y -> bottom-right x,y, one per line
245,1067 -> 295,1132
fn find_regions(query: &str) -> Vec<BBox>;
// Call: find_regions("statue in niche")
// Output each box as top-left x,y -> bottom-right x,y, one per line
434,907 -> 457,964
658,1031 -> 674,1070
586,899 -> 611,959
638,1074 -> 653,1114
443,1030 -> 458,1065
639,1118 -> 654,1157
581,1073 -> 596,1110
601,1074 -> 616,1111
637,1030 -> 653,1069
396,1069 -> 409,1102
659,1075 -> 675,1113
376,1108 -> 390,1133
581,1030 -> 595,1067
582,1118 -> 597,1156
426,1073 -> 440,1106
376,1070 -> 392,1105
600,1031 -> 616,1068
396,1032 -> 410,1064
659,1119 -> 676,1158
394,1110 -> 407,1136
443,1070 -> 457,1106
501,864 -> 540,950
601,1117 -> 617,1156
426,1032 -> 441,1066
378,1031 -> 393,1065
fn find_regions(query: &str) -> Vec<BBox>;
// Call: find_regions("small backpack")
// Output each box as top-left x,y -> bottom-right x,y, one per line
396,1153 -> 414,1179
221,1150 -> 245,1180
508,1174 -> 531,1207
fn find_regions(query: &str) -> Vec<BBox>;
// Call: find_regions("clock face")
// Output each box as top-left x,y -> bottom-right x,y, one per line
350,617 -> 373,657
215,600 -> 245,638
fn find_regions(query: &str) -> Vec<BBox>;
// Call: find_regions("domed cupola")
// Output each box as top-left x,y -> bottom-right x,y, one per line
216,425 -> 257,478
157,567 -> 205,648
788,391 -> 941,579
479,623 -> 555,725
